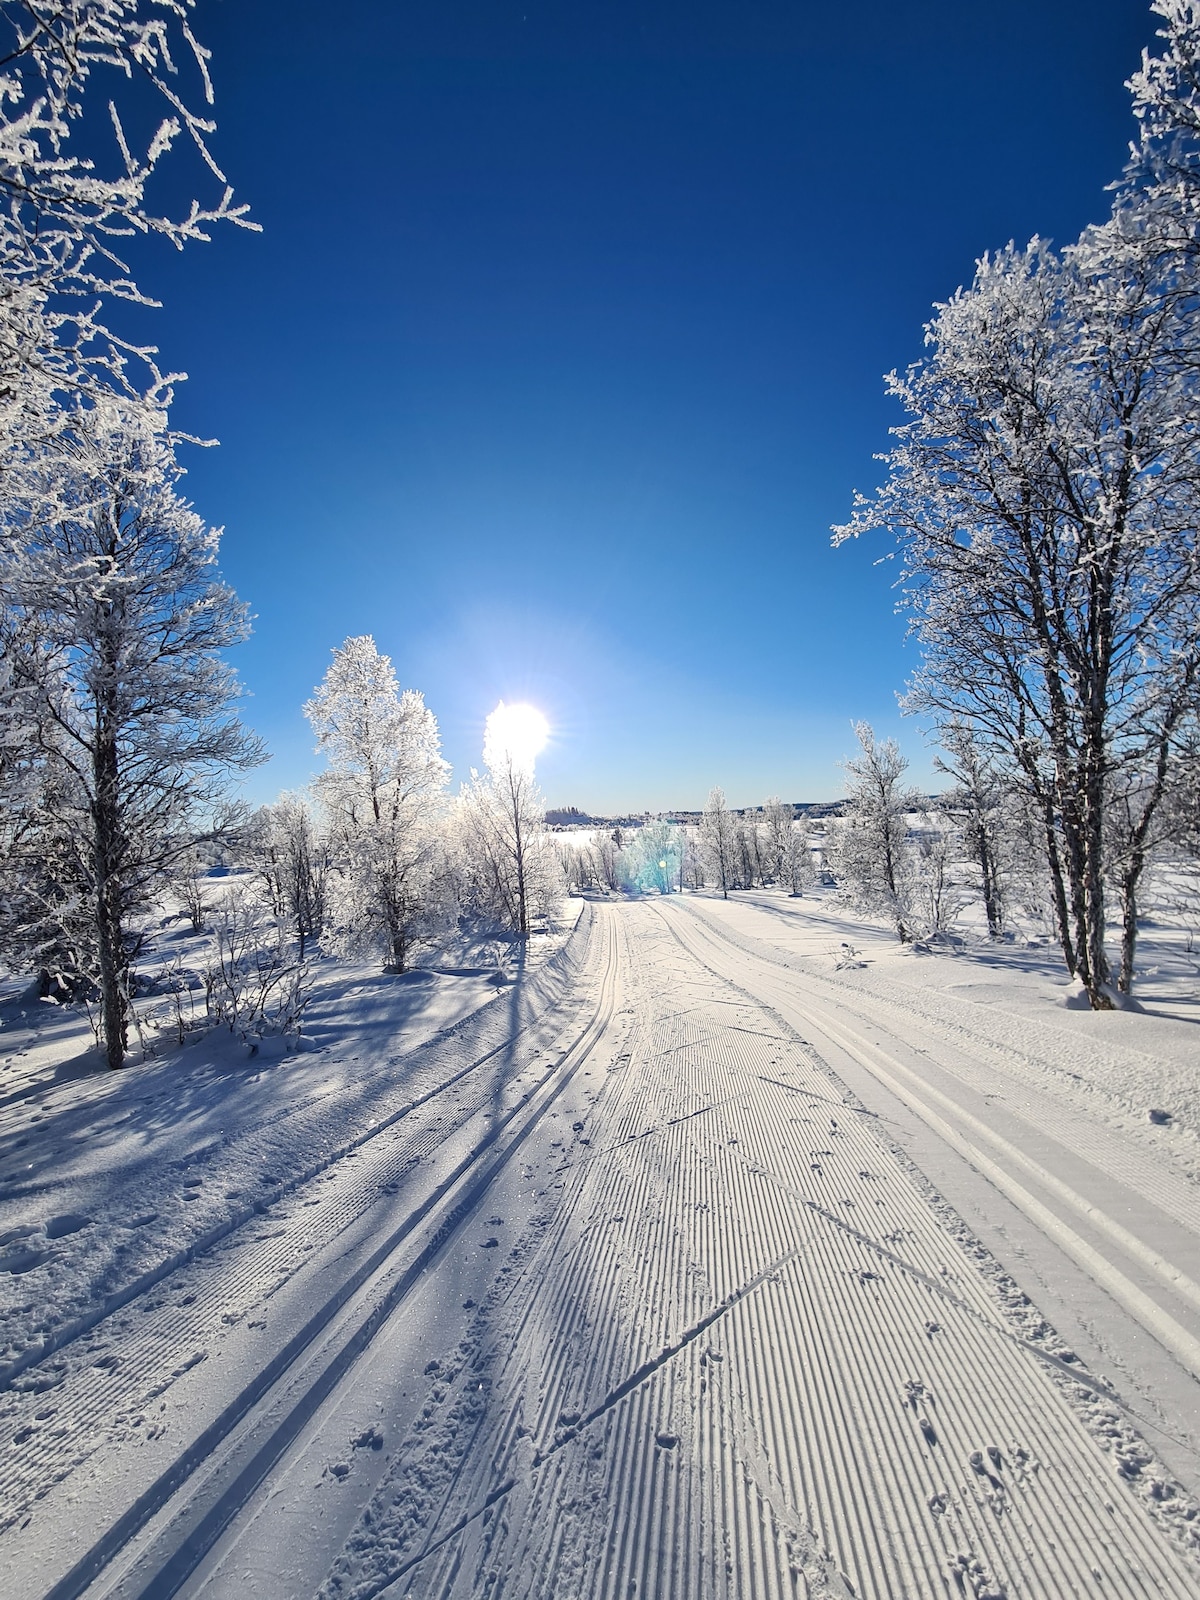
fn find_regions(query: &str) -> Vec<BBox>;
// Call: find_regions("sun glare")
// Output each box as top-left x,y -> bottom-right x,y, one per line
484,700 -> 549,773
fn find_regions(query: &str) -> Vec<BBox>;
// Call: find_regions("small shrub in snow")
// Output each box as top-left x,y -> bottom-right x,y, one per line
204,891 -> 311,1045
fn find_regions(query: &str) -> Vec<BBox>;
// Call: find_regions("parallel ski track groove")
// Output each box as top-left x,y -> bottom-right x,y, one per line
0,945 -> 592,1396
667,899 -> 1200,1387
643,904 -> 1194,1597
33,912 -> 622,1600
678,897 -> 1200,1238
0,936 -> 601,1528
316,904 -> 1196,1600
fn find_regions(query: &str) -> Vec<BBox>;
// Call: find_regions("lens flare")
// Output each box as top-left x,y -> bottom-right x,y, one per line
484,701 -> 549,773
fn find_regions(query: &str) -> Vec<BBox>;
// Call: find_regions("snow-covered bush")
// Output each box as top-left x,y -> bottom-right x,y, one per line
204,889 -> 311,1044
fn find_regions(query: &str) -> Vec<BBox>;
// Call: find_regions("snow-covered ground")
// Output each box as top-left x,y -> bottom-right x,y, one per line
2,890 -> 1199,1598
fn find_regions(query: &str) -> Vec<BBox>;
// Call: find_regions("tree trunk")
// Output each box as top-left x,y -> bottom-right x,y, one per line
1038,792 -> 1077,978
975,822 -> 1003,938
513,813 -> 528,937
93,726 -> 127,1070
1118,706 -> 1185,993
1080,745 -> 1113,1009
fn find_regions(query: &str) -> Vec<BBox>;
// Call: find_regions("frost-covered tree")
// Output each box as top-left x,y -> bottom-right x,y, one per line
248,794 -> 329,961
761,797 -> 794,884
620,819 -> 682,894
0,398 -> 262,1065
0,0 -> 254,430
455,704 -> 558,938
304,637 -> 449,973
934,723 -> 1007,938
830,724 -> 920,942
783,820 -> 815,896
700,786 -> 736,898
732,812 -> 764,890
830,6 -> 1200,1002
836,230 -> 1200,1002
1126,1 -> 1200,231
909,811 -> 967,938
592,830 -> 622,892
680,826 -> 707,890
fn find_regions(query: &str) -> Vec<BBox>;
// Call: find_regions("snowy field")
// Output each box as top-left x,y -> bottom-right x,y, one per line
0,889 -> 1199,1598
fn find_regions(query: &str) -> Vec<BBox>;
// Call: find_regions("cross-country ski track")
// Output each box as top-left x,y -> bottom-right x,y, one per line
4,898 -> 1200,1599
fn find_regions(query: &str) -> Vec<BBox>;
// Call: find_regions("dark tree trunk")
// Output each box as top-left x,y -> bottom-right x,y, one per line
1040,793 -> 1077,979
93,724 -> 127,1069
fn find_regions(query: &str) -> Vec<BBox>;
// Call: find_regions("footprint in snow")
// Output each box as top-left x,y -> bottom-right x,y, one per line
44,1214 -> 88,1240
2,1247 -> 49,1275
0,1225 -> 38,1249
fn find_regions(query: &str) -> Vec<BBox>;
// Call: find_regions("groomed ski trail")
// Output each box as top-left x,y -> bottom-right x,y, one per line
179,899 -> 1200,1600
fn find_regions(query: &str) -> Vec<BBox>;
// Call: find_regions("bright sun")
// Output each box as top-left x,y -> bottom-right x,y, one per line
484,701 -> 549,772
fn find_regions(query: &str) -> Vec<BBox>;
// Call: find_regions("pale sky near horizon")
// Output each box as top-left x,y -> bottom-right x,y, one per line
127,0 -> 1158,811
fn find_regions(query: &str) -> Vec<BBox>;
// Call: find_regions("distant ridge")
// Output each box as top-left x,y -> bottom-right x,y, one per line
545,801 -> 848,828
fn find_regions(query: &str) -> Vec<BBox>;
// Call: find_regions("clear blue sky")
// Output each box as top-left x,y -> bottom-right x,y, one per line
129,0 -> 1157,811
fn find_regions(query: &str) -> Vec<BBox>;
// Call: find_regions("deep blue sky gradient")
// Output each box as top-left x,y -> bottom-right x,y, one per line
126,0 -> 1157,809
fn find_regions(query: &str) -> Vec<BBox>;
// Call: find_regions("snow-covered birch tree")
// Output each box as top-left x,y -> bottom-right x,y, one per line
833,8 -> 1200,1004
0,0 -> 255,432
455,703 -> 557,939
934,723 -> 1007,938
304,637 -> 449,973
830,724 -> 919,942
836,223 -> 1200,1002
0,398 -> 263,1066
761,796 -> 794,885
249,794 -> 330,962
783,820 -> 815,896
700,786 -> 736,899
620,819 -> 682,894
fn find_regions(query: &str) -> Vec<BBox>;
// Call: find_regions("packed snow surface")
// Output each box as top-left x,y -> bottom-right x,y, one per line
1,891 -> 1199,1598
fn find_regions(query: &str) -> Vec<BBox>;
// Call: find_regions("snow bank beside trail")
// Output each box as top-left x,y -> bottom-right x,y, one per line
0,902 -> 589,1383
687,888 -> 1200,1149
